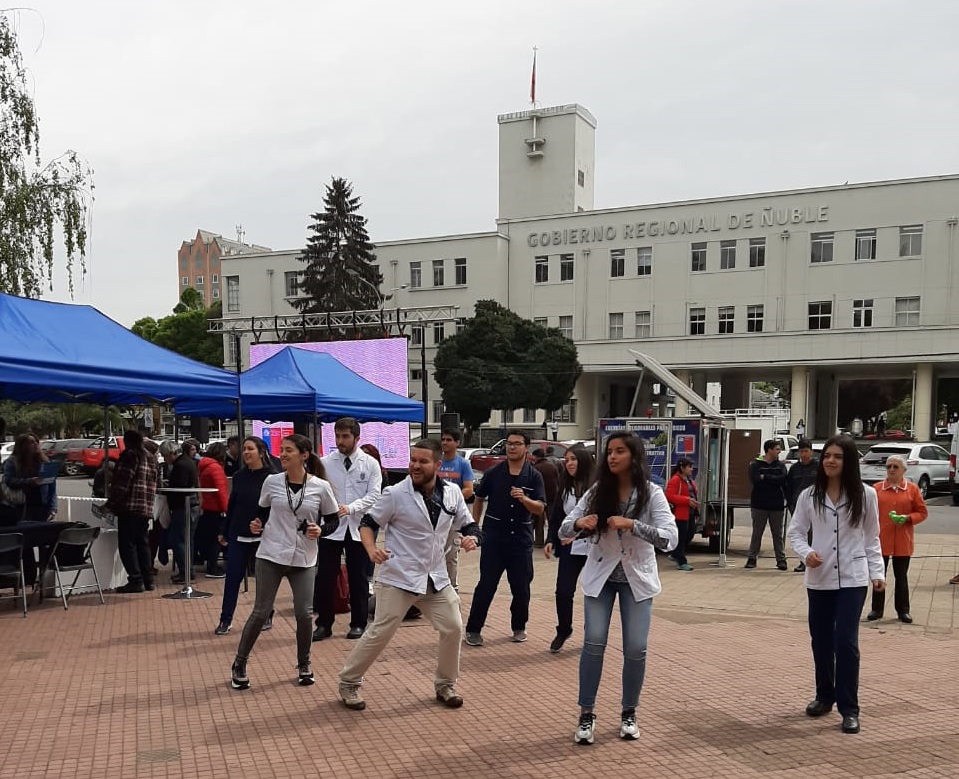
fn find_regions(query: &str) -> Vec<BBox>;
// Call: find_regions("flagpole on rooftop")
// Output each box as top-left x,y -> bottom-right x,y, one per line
530,46 -> 538,140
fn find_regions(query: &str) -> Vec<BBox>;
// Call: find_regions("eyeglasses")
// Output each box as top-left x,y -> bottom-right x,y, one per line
506,441 -> 525,447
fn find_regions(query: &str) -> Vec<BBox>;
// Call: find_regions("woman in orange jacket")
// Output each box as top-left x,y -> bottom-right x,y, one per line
664,458 -> 698,571
866,454 -> 927,623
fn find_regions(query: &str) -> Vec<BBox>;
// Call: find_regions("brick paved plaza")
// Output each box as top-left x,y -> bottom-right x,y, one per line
1,519 -> 957,779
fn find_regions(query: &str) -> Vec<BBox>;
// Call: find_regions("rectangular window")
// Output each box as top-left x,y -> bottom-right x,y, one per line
852,298 -> 874,328
689,307 -> 706,335
211,274 -> 219,284
284,271 -> 300,298
720,240 -> 736,270
899,225 -> 923,257
811,232 -> 834,263
578,169 -> 585,186
855,229 -> 877,261
432,259 -> 445,286
718,306 -> 735,334
454,257 -> 467,285
558,315 -> 573,340
455,317 -> 467,334
610,249 -> 625,278
410,261 -> 422,288
608,312 -> 624,339
894,296 -> 921,326
182,276 -> 189,286
636,246 -> 652,276
523,408 -> 537,424
226,276 -> 240,312
558,400 -> 578,424
432,400 -> 445,423
410,368 -> 423,382
501,408 -> 515,423
808,301 -> 833,330
559,253 -> 574,281
691,242 -> 707,272
635,310 -> 651,338
212,287 -> 220,299
195,275 -> 204,286
746,304 -> 764,333
433,322 -> 445,344
749,237 -> 766,268
410,325 -> 424,346
226,336 -> 237,368
533,317 -> 548,327
534,255 -> 549,283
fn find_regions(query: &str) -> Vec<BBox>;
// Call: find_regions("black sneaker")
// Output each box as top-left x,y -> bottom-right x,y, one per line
549,631 -> 572,654
116,582 -> 145,593
205,568 -> 226,579
794,562 -> 806,573
777,560 -> 788,571
231,658 -> 250,690
620,708 -> 639,740
214,621 -> 231,636
297,661 -> 314,686
744,558 -> 757,569
262,612 -> 274,631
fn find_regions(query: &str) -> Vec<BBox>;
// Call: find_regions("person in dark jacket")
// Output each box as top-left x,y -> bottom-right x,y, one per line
786,440 -> 819,572
745,440 -> 789,570
215,436 -> 275,635
532,448 -> 558,548
160,440 -> 199,584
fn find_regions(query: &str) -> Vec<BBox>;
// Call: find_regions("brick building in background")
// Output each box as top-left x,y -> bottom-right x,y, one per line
177,229 -> 270,307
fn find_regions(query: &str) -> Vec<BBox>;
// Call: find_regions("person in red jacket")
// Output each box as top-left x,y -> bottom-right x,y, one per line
664,458 -> 698,571
198,442 -> 230,578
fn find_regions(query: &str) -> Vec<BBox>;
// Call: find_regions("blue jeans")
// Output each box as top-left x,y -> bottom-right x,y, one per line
807,586 -> 868,716
579,580 -> 653,710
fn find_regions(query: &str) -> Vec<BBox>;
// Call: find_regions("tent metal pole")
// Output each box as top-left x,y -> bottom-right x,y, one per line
313,410 -> 319,455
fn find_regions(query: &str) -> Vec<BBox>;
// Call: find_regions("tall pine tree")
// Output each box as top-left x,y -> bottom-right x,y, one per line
294,177 -> 382,318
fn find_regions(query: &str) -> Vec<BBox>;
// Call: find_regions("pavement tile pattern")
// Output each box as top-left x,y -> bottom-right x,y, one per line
0,524 -> 957,778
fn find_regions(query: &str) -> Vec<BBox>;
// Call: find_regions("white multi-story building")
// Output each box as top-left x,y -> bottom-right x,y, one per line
218,103 -> 959,441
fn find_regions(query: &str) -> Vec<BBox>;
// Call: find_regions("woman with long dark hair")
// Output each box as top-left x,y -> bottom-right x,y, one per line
1,433 -> 58,585
559,433 -> 677,745
215,436 -> 275,636
230,434 -> 339,690
544,445 -> 594,653
788,434 -> 884,735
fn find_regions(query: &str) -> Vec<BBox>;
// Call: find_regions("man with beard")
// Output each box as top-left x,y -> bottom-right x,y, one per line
338,438 -> 482,711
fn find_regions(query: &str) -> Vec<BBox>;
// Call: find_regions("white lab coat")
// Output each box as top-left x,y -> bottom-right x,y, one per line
321,448 -> 383,542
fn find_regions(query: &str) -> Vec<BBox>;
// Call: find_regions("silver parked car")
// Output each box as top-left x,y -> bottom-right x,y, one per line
859,443 -> 952,498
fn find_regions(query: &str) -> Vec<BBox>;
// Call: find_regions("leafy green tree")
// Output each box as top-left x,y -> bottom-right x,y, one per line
885,395 -> 912,432
132,290 -> 224,367
0,14 -> 93,297
0,399 -> 124,438
293,177 -> 382,328
434,300 -> 582,442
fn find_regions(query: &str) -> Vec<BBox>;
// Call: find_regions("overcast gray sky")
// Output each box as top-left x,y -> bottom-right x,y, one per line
15,0 -> 959,325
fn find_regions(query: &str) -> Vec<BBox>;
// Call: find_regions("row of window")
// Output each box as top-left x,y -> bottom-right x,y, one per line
182,274 -> 220,286
409,258 -> 467,288
529,225 -> 924,282
408,319 -> 467,347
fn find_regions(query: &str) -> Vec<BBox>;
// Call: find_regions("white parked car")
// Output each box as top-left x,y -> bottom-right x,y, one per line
859,442 -> 952,498
0,441 -> 14,464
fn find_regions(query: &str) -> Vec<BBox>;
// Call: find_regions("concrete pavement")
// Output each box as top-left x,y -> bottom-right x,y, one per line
0,514 -> 957,778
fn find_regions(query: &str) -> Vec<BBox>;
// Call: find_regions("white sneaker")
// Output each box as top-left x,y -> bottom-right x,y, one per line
575,712 -> 596,745
620,709 -> 639,740
511,630 -> 528,643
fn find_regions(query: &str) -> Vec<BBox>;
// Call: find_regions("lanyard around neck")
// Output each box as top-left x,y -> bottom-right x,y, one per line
285,475 -> 307,518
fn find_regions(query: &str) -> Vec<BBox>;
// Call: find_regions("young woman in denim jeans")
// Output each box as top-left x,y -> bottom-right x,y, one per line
560,432 -> 678,745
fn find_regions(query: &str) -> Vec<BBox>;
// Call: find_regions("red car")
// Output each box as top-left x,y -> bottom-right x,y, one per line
80,436 -> 124,473
469,438 -> 568,478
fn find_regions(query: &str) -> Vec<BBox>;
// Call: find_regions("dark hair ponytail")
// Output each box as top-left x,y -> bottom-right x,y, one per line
283,434 -> 327,480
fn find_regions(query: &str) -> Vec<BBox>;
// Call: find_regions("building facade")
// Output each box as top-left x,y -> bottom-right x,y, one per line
177,229 -> 271,307
216,104 -> 959,441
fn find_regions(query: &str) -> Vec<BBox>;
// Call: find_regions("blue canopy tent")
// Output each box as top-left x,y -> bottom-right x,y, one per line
0,293 -> 239,406
177,347 -> 424,423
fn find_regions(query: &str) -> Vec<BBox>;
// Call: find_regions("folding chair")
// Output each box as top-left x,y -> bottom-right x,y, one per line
0,533 -> 28,617
45,526 -> 104,610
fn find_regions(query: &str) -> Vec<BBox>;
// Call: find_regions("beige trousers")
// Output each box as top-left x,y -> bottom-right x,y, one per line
444,527 -> 461,589
339,581 -> 464,690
